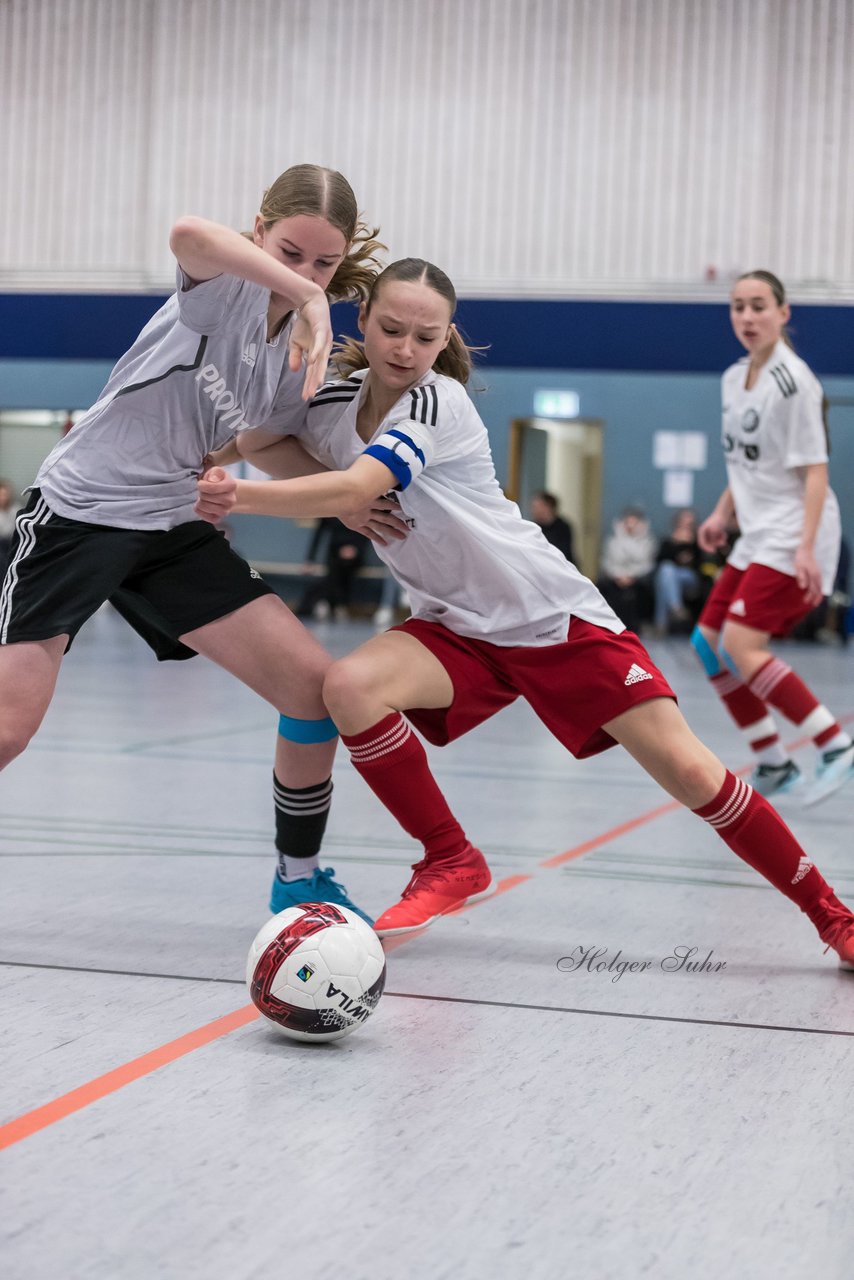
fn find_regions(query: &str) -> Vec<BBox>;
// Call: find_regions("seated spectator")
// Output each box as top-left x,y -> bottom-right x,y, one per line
296,517 -> 369,621
530,490 -> 575,564
653,508 -> 704,635
597,504 -> 657,633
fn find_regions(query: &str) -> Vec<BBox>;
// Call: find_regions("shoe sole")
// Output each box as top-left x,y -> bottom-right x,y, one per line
801,764 -> 854,808
374,875 -> 495,938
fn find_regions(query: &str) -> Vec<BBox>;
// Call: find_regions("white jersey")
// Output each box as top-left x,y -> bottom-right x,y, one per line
721,340 -> 841,593
35,269 -> 308,530
297,368 -> 622,647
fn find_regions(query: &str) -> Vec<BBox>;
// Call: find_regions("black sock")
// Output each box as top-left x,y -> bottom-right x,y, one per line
273,774 -> 333,879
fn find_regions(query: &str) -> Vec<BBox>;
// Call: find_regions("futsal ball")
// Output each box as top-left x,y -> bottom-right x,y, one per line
246,902 -> 386,1043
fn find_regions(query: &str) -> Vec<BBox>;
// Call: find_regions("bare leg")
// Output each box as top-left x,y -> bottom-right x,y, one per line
0,636 -> 67,769
180,594 -> 374,914
718,619 -> 772,682
322,629 -> 454,732
604,696 -> 725,808
182,595 -> 337,787
324,634 -> 491,935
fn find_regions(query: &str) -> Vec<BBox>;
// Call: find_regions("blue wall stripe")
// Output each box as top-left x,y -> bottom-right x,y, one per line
1,293 -> 852,375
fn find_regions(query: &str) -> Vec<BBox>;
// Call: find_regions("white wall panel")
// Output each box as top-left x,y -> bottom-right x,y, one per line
1,0 -> 853,297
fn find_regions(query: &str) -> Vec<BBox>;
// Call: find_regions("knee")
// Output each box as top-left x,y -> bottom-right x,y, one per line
322,656 -> 374,719
718,624 -> 756,679
670,753 -> 724,810
0,723 -> 33,769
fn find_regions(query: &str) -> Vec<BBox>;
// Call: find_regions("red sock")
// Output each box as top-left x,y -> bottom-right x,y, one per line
709,670 -> 781,754
693,770 -> 828,913
341,713 -> 468,861
748,657 -> 843,748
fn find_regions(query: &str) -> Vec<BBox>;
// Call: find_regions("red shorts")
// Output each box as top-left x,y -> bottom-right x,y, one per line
698,563 -> 814,637
396,616 -> 676,759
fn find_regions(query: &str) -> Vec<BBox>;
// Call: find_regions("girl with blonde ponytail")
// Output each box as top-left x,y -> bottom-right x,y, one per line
197,258 -> 854,971
1,163 -> 385,928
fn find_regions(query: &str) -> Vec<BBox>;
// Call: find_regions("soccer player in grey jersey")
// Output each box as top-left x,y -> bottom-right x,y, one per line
0,164 -> 388,925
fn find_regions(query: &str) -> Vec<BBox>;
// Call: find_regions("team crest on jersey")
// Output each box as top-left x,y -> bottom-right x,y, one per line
741,408 -> 759,433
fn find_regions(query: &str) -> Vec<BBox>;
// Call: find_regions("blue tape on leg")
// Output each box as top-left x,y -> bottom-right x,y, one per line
277,714 -> 339,744
690,625 -> 722,677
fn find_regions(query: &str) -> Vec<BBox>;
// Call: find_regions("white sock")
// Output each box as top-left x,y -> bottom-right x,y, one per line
277,853 -> 321,881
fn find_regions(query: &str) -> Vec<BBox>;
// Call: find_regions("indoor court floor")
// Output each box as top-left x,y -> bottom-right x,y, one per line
1,605 -> 852,1280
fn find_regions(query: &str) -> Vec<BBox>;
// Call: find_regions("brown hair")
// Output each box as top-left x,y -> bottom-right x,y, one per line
333,257 -> 484,384
736,269 -> 794,349
251,164 -> 385,301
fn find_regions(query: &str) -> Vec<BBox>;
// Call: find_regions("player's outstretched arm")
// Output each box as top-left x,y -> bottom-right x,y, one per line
235,430 -> 331,480
195,457 -> 396,523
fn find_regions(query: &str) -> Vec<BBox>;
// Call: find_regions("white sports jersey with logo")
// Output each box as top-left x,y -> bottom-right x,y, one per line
721,340 -> 841,593
35,270 -> 307,530
297,368 -> 623,647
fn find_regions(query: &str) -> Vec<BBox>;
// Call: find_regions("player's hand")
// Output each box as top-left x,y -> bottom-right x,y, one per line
340,499 -> 410,546
794,546 -> 823,608
288,290 -> 333,401
698,514 -> 728,554
195,465 -> 238,523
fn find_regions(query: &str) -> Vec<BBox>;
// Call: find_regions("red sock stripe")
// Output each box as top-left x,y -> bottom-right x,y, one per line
748,657 -> 820,727
697,774 -> 753,830
710,669 -> 772,732
748,657 -> 792,701
693,769 -> 828,910
710,671 -> 743,697
343,713 -> 412,765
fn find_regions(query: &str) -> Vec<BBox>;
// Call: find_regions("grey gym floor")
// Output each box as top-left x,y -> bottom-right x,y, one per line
1,605 -> 852,1280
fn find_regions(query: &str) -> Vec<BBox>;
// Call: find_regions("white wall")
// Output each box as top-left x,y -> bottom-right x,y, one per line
2,0 -> 853,298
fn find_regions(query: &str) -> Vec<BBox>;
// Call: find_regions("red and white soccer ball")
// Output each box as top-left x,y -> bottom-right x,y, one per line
246,902 -> 386,1043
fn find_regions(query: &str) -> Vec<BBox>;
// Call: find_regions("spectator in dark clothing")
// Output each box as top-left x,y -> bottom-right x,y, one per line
296,517 -> 369,621
653,508 -> 704,634
530,491 -> 575,563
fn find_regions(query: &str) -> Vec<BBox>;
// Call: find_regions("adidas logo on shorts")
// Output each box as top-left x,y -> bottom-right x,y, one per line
624,663 -> 653,686
730,599 -> 747,616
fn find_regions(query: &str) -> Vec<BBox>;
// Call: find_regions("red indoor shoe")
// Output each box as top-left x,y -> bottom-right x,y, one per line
374,845 -> 493,937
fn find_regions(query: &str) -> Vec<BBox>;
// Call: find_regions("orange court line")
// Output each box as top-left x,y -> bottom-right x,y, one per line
4,711 -> 851,1150
540,800 -> 681,867
0,1003 -> 259,1153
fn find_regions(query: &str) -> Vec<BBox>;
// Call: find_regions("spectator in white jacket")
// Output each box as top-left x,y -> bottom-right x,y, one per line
597,505 -> 658,633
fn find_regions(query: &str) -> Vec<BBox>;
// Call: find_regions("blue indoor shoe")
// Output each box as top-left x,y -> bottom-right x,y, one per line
269,866 -> 374,927
803,743 -> 854,808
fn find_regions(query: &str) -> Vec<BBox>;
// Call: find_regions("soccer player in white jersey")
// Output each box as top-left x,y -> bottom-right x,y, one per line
0,164 -> 389,924
693,270 -> 853,806
196,259 -> 854,969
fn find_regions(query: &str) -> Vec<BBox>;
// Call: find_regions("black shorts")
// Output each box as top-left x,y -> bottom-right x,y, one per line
0,490 -> 274,660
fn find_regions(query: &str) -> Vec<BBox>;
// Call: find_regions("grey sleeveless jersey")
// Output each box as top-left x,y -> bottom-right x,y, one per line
36,269 -> 308,529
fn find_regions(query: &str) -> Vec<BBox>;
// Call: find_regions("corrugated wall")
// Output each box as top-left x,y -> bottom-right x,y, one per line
2,0 -> 852,297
